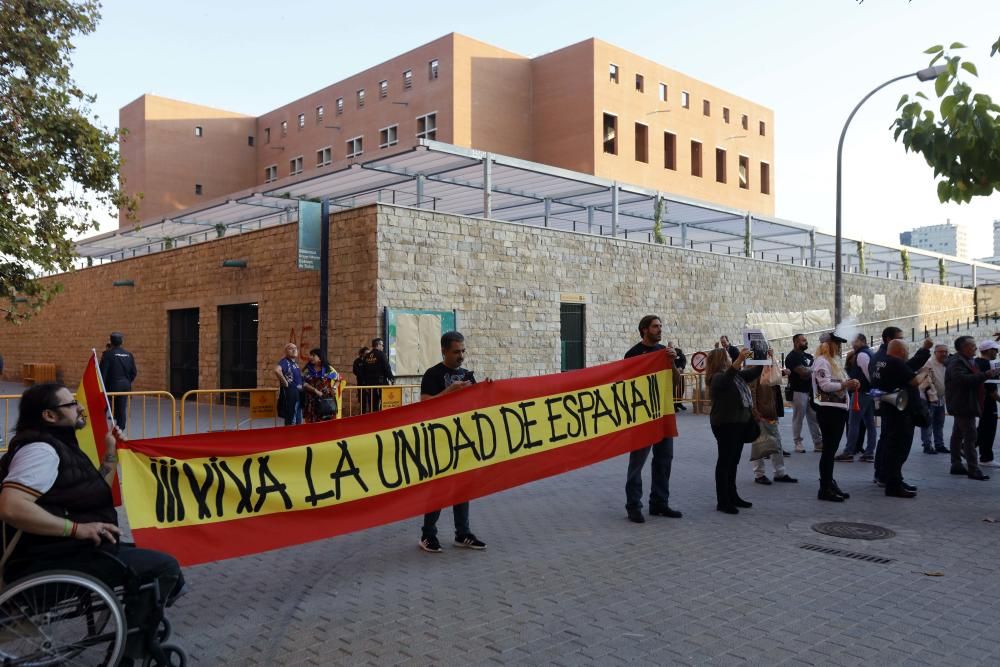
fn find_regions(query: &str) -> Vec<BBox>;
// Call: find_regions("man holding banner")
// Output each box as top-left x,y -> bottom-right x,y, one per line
625,316 -> 682,523
418,331 -> 488,553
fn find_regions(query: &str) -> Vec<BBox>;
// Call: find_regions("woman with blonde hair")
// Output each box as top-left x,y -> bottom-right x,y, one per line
813,333 -> 861,502
706,346 -> 761,514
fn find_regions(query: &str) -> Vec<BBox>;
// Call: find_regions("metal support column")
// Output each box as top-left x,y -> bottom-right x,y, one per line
972,264 -> 978,288
482,154 -> 492,219
809,229 -> 817,267
543,198 -> 551,227
587,206 -> 594,234
744,212 -> 753,257
681,223 -> 688,248
416,174 -> 425,207
611,183 -> 619,238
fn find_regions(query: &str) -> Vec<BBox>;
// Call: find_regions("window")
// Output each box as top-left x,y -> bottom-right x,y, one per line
281,121 -> 287,136
658,82 -> 667,102
759,120 -> 766,136
316,105 -> 324,123
738,155 -> 750,189
416,112 -> 437,140
289,155 -> 303,175
602,113 -> 617,155
264,165 -> 278,183
247,135 -> 254,147
345,136 -> 363,158
297,113 -> 305,129
741,114 -> 749,130
379,124 -> 398,148
635,73 -> 644,92
681,91 -> 690,108
379,80 -> 388,98
357,89 -> 365,108
194,126 -> 203,137
723,107 -> 730,124
760,162 -> 771,195
336,97 -> 344,115
690,140 -> 702,177
560,303 -> 585,372
634,122 -> 648,163
194,183 -> 203,195
264,127 -> 270,144
316,146 -> 332,167
663,132 -> 676,170
403,69 -> 413,89
428,59 -> 439,80
609,63 -> 619,83
703,100 -> 711,116
715,148 -> 727,183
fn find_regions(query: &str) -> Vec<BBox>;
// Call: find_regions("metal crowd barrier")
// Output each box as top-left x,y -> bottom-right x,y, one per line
179,388 -> 282,435
106,391 -> 177,439
339,384 -> 422,417
0,395 -> 15,447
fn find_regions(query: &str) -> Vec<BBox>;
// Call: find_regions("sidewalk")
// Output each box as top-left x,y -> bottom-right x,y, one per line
161,411 -> 1000,665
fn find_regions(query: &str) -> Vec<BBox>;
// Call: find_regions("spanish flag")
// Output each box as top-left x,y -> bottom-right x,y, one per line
75,350 -> 121,506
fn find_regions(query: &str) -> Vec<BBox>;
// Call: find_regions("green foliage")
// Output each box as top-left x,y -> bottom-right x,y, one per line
938,257 -> 946,285
215,223 -> 227,239
652,198 -> 665,244
892,37 -> 1000,204
900,248 -> 910,281
0,0 -> 136,323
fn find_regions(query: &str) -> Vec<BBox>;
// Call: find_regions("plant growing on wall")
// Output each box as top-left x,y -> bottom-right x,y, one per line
215,223 -> 227,238
652,197 -> 665,244
938,257 -> 947,285
856,240 -> 866,273
900,248 -> 911,281
163,237 -> 173,250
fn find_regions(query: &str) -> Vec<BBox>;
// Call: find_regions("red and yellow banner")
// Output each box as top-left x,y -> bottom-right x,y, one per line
75,350 -> 121,505
119,351 -> 674,565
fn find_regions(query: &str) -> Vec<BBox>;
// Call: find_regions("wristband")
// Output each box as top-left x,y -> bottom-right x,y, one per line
70,522 -> 78,538
63,518 -> 70,537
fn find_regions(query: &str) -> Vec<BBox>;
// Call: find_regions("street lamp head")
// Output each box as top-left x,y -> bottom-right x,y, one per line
915,64 -> 948,82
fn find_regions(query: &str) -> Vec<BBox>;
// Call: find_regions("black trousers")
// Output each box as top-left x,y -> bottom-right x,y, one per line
977,402 -> 997,463
361,386 -> 384,414
880,409 -> 915,491
112,394 -> 129,430
711,423 -> 744,508
815,405 -> 848,484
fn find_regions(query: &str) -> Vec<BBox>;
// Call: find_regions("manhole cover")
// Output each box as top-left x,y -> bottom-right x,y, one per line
811,522 -> 895,540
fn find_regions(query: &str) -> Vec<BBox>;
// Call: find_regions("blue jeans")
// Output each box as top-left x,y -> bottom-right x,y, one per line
845,394 -> 876,456
920,400 -> 946,450
422,504 -> 470,539
625,437 -> 673,510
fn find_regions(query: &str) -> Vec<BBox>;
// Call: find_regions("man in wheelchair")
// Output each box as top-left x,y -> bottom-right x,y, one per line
0,383 -> 186,665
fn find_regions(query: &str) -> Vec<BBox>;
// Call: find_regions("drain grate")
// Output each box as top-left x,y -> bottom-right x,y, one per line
811,521 -> 896,540
799,543 -> 895,564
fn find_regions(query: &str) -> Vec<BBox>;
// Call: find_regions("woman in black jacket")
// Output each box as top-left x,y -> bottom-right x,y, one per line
706,347 -> 762,514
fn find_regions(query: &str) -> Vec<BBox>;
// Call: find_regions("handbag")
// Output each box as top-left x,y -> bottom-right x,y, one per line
749,420 -> 781,460
316,396 -> 337,420
760,361 -> 783,387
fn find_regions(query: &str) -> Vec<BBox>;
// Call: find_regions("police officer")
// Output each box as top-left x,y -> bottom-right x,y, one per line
870,340 -> 923,498
361,338 -> 394,413
99,332 -> 137,430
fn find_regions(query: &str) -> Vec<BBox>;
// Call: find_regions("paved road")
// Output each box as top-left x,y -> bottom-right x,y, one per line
149,410 -> 1000,666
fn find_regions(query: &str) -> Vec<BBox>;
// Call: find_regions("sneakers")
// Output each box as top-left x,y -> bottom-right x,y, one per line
794,444 -> 806,454
454,534 -> 487,550
419,536 -> 443,553
981,460 -> 1000,468
774,474 -> 798,483
834,453 -> 855,462
754,475 -> 772,485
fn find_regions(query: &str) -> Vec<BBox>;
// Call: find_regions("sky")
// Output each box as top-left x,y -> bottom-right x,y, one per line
70,0 -> 1000,256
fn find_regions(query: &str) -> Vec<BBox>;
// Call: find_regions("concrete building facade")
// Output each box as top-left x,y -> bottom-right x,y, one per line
119,33 -> 775,226
900,221 -> 969,259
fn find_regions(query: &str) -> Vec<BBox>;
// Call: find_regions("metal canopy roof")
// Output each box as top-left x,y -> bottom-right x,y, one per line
75,140 -> 1000,286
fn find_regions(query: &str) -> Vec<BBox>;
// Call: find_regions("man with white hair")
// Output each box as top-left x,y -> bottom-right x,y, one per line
917,344 -> 949,455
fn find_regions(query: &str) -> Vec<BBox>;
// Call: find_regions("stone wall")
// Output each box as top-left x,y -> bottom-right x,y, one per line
375,205 -> 975,379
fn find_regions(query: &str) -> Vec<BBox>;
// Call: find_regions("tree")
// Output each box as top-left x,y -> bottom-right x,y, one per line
900,248 -> 910,281
856,240 -> 866,274
652,197 -> 665,244
892,37 -> 1000,204
1,0 -> 135,322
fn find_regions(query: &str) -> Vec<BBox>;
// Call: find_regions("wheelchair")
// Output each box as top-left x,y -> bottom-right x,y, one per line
0,549 -> 186,666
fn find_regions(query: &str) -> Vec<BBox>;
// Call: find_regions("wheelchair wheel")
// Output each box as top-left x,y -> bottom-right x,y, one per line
0,569 -> 125,666
142,642 -> 187,667
155,617 -> 171,643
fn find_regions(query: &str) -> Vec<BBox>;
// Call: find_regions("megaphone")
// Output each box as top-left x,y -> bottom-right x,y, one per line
877,391 -> 908,412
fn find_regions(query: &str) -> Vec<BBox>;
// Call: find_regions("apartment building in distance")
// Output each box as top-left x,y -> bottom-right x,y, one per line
899,221 -> 969,259
119,33 -> 775,227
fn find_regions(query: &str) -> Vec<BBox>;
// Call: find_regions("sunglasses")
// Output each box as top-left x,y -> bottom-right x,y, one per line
52,400 -> 81,409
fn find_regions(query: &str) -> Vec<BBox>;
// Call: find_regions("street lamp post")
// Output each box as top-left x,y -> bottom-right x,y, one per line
834,64 -> 947,325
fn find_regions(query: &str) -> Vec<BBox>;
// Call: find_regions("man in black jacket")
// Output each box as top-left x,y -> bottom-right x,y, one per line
669,341 -> 687,411
360,338 -> 394,414
945,335 -> 1000,480
100,332 -> 137,430
870,340 -> 923,497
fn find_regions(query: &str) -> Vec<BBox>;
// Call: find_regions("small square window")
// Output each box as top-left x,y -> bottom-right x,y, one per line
194,183 -> 203,195
316,147 -> 332,167
336,97 -> 344,115
247,135 -> 254,147
194,126 -> 203,137
297,113 -> 305,129
316,105 -> 324,123
379,80 -> 388,98
635,74 -> 644,93
289,156 -> 303,175
357,89 -> 365,108
703,100 -> 710,116
379,124 -> 399,148
264,165 -> 277,183
723,107 -> 730,124
609,63 -> 619,84
681,91 -> 690,109
428,59 -> 439,80
658,82 -> 667,102
759,120 -> 766,136
264,128 -> 270,144
346,136 -> 363,158
403,69 -> 413,89
281,121 -> 288,136
741,114 -> 749,130
416,113 -> 437,140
